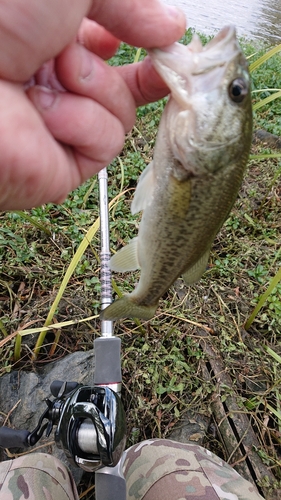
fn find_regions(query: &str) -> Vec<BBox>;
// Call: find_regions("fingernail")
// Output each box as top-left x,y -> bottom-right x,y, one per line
164,5 -> 186,23
35,86 -> 56,109
80,46 -> 94,80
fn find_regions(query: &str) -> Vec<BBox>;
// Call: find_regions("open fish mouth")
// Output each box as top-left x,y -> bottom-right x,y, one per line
200,24 -> 238,58
148,25 -> 239,72
147,25 -> 242,102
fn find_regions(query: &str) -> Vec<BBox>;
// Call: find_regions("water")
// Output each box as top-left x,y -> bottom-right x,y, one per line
161,0 -> 281,45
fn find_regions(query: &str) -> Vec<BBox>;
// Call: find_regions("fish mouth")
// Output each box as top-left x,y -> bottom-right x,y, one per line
148,25 -> 239,74
200,25 -> 238,59
147,25 -> 241,102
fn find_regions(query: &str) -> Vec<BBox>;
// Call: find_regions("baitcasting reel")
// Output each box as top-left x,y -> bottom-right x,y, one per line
0,379 -> 126,473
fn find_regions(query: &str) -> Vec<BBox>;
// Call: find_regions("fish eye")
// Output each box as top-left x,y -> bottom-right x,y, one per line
228,78 -> 248,103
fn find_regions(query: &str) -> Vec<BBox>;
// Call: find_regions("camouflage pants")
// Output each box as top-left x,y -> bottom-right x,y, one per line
123,439 -> 264,500
0,452 -> 79,500
0,439 -> 264,499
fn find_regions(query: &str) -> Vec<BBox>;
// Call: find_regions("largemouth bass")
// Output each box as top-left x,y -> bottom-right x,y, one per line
101,25 -> 252,321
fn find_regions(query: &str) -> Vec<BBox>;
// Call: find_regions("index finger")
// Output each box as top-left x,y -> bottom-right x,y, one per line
116,58 -> 169,107
88,0 -> 186,48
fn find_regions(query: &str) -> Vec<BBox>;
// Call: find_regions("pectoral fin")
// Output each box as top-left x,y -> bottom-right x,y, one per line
182,249 -> 210,285
110,238 -> 140,272
131,161 -> 155,215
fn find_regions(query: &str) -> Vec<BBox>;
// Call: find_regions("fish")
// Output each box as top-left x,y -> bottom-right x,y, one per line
101,25 -> 252,321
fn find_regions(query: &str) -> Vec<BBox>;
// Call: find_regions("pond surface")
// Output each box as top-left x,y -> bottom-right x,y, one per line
161,0 -> 281,45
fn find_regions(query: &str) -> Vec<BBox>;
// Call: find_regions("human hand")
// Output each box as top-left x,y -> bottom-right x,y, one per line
0,0 -> 185,210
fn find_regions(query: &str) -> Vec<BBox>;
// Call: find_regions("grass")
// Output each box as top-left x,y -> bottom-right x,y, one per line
1,32 -> 281,496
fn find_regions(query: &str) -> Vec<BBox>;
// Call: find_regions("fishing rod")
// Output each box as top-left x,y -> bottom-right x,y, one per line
0,168 -> 127,500
94,168 -> 127,500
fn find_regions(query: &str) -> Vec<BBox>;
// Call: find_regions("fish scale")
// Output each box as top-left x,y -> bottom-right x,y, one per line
101,25 -> 252,321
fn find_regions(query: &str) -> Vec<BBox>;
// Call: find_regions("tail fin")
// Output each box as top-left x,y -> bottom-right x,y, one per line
100,296 -> 157,321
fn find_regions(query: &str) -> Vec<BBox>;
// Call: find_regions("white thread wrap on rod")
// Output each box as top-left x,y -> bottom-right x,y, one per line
98,168 -> 114,337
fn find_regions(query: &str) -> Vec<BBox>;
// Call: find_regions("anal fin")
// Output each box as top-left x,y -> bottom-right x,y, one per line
110,238 -> 140,272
